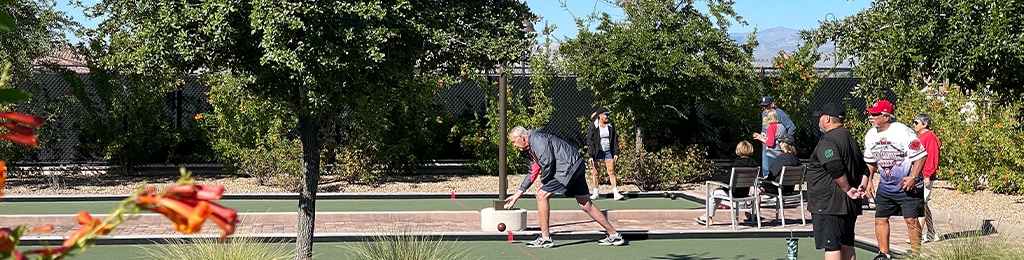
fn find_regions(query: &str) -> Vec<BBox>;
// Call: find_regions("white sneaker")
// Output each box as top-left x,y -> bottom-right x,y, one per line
906,236 -> 930,244
526,236 -> 554,248
613,188 -> 625,200
597,233 -> 625,246
590,188 -> 600,200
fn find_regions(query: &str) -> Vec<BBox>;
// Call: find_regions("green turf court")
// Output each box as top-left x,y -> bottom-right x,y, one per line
51,237 -> 876,260
0,197 -> 702,215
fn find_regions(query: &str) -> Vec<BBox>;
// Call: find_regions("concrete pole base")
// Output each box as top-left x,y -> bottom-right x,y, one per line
480,207 -> 527,232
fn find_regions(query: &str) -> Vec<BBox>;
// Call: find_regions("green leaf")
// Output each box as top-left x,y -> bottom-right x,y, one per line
0,89 -> 31,103
0,10 -> 14,31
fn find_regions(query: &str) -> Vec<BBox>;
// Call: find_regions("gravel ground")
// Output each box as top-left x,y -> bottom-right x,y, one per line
3,170 -> 1021,225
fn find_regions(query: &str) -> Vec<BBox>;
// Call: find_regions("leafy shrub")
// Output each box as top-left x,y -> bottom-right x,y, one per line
200,71 -> 305,189
761,49 -> 825,128
330,74 -> 453,178
233,138 -> 304,192
50,62 -> 197,172
454,70 -> 554,175
452,84 -> 531,176
616,141 -> 715,191
204,71 -> 451,186
141,236 -> 291,260
891,84 -> 1024,194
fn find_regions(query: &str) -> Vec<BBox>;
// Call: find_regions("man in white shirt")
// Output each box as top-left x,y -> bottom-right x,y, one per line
860,100 -> 928,259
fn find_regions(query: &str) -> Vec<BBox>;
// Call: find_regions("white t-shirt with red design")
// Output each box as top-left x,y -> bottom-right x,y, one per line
863,122 -> 928,197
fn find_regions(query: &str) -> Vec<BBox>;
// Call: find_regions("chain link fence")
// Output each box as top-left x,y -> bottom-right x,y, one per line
7,69 -> 880,163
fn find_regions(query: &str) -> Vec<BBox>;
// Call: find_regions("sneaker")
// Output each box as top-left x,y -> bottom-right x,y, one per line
693,217 -> 710,226
597,233 -> 625,246
873,252 -> 892,260
906,236 -> 930,244
590,188 -> 600,200
613,192 -> 625,201
526,236 -> 554,248
743,212 -> 762,222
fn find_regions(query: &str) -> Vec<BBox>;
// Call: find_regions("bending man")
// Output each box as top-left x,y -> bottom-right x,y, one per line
503,126 -> 626,248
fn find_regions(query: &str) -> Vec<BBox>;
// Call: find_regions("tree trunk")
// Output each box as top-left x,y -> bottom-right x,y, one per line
294,113 -> 321,260
633,116 -> 645,175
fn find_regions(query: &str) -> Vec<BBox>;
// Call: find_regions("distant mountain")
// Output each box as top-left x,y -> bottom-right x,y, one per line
730,26 -> 844,67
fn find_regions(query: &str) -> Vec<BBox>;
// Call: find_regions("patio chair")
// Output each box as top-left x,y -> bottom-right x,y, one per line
705,166 -> 761,230
759,165 -> 807,227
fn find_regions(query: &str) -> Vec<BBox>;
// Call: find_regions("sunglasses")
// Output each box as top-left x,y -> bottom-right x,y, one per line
870,113 -> 884,117
913,121 -> 922,126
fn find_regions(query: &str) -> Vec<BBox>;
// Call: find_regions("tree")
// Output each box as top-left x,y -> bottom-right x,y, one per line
559,0 -> 756,156
802,0 -> 1024,99
83,1 -> 535,259
0,0 -> 76,80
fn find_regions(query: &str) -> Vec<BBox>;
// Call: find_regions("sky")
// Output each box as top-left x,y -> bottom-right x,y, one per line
529,0 -> 873,39
57,0 -> 873,42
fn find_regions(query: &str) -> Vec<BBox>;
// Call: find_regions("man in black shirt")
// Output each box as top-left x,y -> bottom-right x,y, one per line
806,103 -> 869,260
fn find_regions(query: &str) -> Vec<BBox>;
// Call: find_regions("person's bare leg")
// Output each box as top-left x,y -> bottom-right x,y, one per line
575,195 -> 618,234
605,159 -> 617,188
906,217 -> 922,255
841,245 -> 857,260
875,217 -> 891,254
537,190 -> 553,237
591,161 -> 601,192
824,249 -> 843,260
921,203 -> 935,238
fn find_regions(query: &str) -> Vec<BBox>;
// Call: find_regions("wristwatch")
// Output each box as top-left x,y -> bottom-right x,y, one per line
913,175 -> 923,183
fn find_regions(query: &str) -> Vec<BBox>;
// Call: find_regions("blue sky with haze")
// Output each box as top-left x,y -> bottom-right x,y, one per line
56,0 -> 872,42
529,0 -> 872,39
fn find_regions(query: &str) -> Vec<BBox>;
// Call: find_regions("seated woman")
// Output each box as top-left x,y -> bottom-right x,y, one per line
694,140 -> 758,225
760,134 -> 800,196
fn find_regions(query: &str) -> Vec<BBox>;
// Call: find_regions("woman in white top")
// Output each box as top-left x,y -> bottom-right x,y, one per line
586,107 -> 624,200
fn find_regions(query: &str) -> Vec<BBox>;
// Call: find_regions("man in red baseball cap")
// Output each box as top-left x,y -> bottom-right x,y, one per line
861,100 -> 929,258
866,100 -> 894,115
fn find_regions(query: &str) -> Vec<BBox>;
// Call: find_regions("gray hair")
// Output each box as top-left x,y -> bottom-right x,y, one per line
879,112 -> 898,123
914,113 -> 933,128
509,126 -> 529,139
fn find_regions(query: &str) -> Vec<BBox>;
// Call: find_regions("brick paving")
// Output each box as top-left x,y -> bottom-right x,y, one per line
2,191 -> 1017,256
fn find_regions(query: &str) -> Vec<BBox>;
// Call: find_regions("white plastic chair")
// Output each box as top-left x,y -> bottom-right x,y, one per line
760,165 -> 807,227
705,166 -> 762,230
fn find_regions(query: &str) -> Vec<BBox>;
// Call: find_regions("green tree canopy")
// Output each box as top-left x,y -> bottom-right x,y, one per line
0,0 -> 76,80
84,1 -> 535,259
559,0 -> 757,151
803,0 -> 1024,98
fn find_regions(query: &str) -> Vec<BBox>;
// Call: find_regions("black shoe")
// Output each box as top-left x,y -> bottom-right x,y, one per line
873,252 -> 892,260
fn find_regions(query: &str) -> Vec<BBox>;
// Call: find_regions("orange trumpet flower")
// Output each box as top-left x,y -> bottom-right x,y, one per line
136,183 -> 237,242
0,122 -> 33,135
0,112 -> 44,128
180,197 -> 238,241
0,227 -> 14,254
136,196 -> 211,234
1,161 -> 6,199
167,183 -> 225,200
63,212 -> 114,248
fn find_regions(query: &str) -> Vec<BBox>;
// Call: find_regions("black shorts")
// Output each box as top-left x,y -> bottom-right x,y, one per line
812,214 -> 857,250
540,167 -> 589,197
874,193 -> 924,218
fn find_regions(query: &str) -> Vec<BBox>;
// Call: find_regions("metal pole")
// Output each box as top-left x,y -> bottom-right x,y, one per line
494,66 -> 509,210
